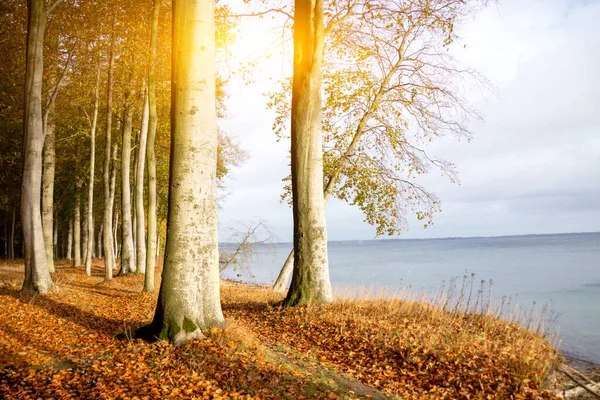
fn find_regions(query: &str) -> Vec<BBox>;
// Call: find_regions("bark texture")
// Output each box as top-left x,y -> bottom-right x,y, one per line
136,91 -> 149,274
42,120 -> 55,272
85,60 -> 100,275
73,188 -> 81,266
144,0 -> 160,292
283,0 -> 333,306
21,0 -> 53,294
120,93 -> 135,274
103,22 -> 116,280
137,0 -> 223,344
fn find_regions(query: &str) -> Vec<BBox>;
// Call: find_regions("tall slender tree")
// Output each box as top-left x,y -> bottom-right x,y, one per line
103,16 -> 116,281
120,87 -> 135,274
282,0 -> 333,306
135,90 -> 148,275
144,0 -> 160,292
137,0 -> 224,343
21,0 -> 62,294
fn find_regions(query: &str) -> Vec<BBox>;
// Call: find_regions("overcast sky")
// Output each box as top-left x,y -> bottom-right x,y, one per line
217,0 -> 600,242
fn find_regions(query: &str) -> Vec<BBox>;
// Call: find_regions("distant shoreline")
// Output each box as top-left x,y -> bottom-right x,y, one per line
219,230 -> 600,246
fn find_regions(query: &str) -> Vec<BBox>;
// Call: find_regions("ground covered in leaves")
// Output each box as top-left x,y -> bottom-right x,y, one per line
0,260 -> 564,399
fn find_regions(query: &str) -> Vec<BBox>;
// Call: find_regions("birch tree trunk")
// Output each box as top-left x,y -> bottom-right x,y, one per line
73,188 -> 81,266
120,91 -> 135,274
144,0 -> 160,292
21,0 -> 53,293
103,19 -> 116,281
282,0 -> 333,306
85,58 -> 100,275
136,91 -> 149,274
137,0 -> 223,344
81,199 -> 88,263
52,218 -> 57,259
42,118 -> 55,272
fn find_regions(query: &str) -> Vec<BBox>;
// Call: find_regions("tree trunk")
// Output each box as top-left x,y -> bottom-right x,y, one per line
137,0 -> 223,344
42,118 -> 55,272
110,143 -> 118,266
73,188 -> 81,266
81,198 -> 88,262
97,222 -> 103,259
273,250 -> 294,292
283,0 -> 333,306
120,91 -> 135,274
136,90 -> 149,275
52,218 -> 57,259
144,0 -> 160,292
9,208 -> 16,259
21,0 -> 53,294
103,18 -> 116,281
66,218 -> 73,260
85,59 -> 100,274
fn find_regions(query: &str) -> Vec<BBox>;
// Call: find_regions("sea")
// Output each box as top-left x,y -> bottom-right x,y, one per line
220,232 -> 600,365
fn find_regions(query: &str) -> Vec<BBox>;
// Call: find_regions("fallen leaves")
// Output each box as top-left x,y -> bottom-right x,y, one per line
0,260 -> 560,399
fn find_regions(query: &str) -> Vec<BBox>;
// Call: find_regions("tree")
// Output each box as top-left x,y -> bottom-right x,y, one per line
21,0 -> 63,294
144,0 -> 160,292
102,16 -> 116,282
271,0 -> 486,290
282,0 -> 333,307
136,0 -> 224,343
119,85 -> 135,275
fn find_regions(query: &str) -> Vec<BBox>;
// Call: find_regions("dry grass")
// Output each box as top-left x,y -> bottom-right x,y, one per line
0,260 -> 563,399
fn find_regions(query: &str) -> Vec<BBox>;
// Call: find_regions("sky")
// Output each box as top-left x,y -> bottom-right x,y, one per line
217,0 -> 600,242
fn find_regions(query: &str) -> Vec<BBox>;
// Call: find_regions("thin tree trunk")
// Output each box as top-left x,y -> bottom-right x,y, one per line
120,90 -> 135,274
42,118 -> 55,272
97,222 -> 103,259
21,0 -> 53,293
9,208 -> 15,259
85,59 -> 100,274
144,0 -> 160,292
103,17 -> 116,281
52,218 -> 57,259
137,0 -> 223,344
73,188 -> 81,266
283,0 -> 333,306
273,251 -> 294,292
81,198 -> 88,263
66,217 -> 73,260
136,90 -> 149,275
110,143 -> 118,266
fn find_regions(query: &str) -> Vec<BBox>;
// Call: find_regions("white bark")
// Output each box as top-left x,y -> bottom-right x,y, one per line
144,0 -> 160,292
21,0 -> 53,293
120,92 -> 135,274
42,121 -> 55,272
136,90 -> 149,274
103,21 -> 116,281
74,189 -> 81,266
138,0 -> 223,343
85,58 -> 100,275
283,0 -> 333,306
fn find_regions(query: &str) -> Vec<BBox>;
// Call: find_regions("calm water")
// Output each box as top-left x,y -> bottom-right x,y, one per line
221,232 -> 600,364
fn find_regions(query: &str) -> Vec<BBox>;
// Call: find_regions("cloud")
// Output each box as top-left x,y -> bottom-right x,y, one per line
218,0 -> 600,241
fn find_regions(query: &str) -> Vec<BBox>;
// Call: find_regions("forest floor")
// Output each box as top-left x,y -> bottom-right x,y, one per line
0,259 -> 598,399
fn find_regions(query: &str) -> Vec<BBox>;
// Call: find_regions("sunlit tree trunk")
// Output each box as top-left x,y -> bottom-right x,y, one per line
52,218 -> 57,258
97,222 -> 103,259
144,0 -> 160,292
110,143 -> 118,265
73,188 -> 81,266
21,0 -> 53,293
85,59 -> 100,275
282,0 -> 333,306
136,90 -> 149,275
103,19 -> 116,281
137,0 -> 223,344
9,208 -> 16,260
120,91 -> 135,274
